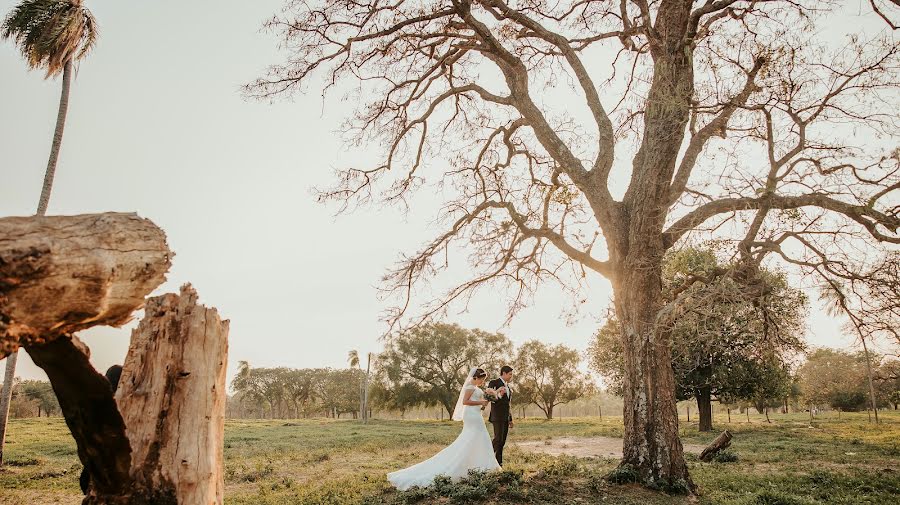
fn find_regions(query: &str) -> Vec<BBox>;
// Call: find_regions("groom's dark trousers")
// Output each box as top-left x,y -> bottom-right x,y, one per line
487,378 -> 512,465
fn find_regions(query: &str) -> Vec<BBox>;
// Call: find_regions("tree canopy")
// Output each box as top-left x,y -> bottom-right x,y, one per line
590,247 -> 806,430
514,340 -> 594,419
377,323 -> 512,416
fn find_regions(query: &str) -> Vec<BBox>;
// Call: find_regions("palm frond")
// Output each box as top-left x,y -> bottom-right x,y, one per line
1,0 -> 98,78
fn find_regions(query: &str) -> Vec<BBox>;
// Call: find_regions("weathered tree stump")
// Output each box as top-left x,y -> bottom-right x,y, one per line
0,213 -> 171,357
110,284 -> 229,505
2,214 -> 228,504
699,430 -> 733,462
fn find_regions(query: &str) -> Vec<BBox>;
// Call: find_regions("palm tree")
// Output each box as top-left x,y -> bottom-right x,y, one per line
819,282 -> 880,424
0,0 -> 98,465
347,350 -> 360,369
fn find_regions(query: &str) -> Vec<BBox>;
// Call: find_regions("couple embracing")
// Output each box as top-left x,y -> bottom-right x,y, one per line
387,366 -> 515,490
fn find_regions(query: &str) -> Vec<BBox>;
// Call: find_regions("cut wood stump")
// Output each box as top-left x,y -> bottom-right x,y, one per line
2,214 -> 229,503
699,430 -> 733,462
112,284 -> 229,505
0,213 -> 171,358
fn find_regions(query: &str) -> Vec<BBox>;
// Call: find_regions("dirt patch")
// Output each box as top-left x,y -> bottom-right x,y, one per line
515,436 -> 706,459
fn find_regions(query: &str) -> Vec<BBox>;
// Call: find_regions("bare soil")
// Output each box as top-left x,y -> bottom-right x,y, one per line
515,436 -> 706,459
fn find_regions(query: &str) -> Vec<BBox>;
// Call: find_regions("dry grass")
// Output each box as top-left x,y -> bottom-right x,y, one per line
1,410 -> 898,504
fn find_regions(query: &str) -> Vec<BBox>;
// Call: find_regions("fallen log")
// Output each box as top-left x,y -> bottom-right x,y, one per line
112,284 -> 229,505
0,213 -> 171,358
699,430 -> 733,462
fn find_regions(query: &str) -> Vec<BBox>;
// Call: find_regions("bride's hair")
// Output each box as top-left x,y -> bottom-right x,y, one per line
472,368 -> 487,379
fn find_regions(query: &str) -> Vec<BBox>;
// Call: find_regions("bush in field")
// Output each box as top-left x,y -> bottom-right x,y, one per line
389,470 -> 525,505
712,450 -> 739,463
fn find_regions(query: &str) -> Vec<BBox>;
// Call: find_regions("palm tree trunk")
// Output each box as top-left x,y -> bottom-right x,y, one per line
0,351 -> 16,465
0,59 -> 74,465
37,59 -> 73,216
363,356 -> 371,424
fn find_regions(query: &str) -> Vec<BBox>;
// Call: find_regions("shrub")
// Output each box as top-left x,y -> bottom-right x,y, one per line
542,456 -> 580,477
605,464 -> 639,484
712,450 -> 739,463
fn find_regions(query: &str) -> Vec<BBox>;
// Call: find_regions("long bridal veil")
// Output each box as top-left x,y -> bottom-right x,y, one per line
451,366 -> 478,421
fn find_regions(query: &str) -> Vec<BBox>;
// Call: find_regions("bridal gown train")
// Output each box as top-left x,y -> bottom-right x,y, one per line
388,385 -> 501,490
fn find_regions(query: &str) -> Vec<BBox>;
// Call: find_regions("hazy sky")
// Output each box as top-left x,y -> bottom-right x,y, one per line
0,1 -> 882,386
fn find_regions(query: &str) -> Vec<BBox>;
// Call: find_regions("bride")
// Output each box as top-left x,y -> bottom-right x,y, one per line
387,367 -> 502,490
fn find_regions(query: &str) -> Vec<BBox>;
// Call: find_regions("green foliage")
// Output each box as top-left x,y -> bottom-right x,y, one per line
589,248 -> 806,411
372,469 -> 527,505
750,490 -> 815,505
799,348 -> 888,411
230,364 -> 364,418
1,0 -> 98,77
514,340 -> 594,419
606,464 -> 640,484
711,450 -> 739,463
377,323 -> 512,416
0,379 -> 61,418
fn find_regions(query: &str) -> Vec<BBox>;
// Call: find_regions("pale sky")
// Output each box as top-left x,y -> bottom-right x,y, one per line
0,1 -> 882,387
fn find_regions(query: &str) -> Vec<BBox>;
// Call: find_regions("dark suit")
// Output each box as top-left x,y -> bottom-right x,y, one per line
487,378 -> 512,465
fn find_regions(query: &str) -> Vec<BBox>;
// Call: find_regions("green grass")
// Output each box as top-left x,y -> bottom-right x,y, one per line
1,411 -> 898,504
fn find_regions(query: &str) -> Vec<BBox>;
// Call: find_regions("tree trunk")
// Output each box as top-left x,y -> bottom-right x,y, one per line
36,59 -> 73,215
615,262 -> 693,489
111,284 -> 228,505
698,430 -> 733,462
764,407 -> 770,423
363,356 -> 371,424
26,336 -> 133,497
0,351 -> 17,465
0,59 -> 77,459
546,405 -> 554,420
697,388 -> 713,432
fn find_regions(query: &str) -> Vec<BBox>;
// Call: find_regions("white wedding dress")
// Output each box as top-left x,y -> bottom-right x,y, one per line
388,385 -> 501,490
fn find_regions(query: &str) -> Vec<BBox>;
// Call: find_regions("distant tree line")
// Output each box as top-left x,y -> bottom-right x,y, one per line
589,248 -> 900,431
230,323 -> 596,420
0,379 -> 60,418
229,363 -> 365,419
799,349 -> 899,413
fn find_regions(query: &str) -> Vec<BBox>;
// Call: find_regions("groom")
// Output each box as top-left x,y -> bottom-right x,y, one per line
487,365 -> 514,465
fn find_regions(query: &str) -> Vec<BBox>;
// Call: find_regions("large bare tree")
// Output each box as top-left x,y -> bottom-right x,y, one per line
251,0 -> 899,489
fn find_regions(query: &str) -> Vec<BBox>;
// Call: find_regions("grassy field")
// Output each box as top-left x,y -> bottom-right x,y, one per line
1,411 -> 898,504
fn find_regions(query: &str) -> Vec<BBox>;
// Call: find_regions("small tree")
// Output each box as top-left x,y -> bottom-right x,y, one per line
590,248 -> 805,431
378,323 -> 511,417
16,380 -> 60,417
799,348 -> 876,413
514,340 -> 593,419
